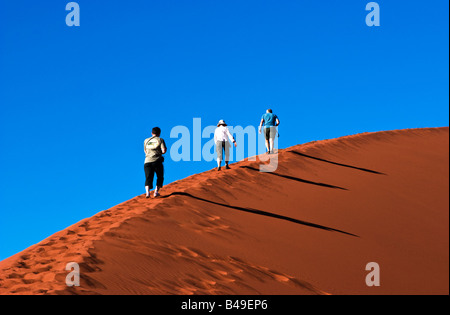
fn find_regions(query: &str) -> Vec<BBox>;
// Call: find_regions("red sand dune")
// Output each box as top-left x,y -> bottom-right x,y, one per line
0,127 -> 448,295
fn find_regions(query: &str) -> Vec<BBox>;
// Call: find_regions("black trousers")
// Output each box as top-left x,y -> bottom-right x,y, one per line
144,160 -> 164,189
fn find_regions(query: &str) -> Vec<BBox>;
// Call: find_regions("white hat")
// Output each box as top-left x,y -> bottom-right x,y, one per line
217,120 -> 227,127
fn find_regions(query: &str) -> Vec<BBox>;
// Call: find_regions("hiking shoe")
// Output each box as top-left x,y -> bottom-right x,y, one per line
154,192 -> 160,198
217,166 -> 221,171
225,165 -> 231,169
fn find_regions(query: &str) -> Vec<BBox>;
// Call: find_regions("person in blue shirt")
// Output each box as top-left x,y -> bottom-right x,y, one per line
258,109 -> 280,154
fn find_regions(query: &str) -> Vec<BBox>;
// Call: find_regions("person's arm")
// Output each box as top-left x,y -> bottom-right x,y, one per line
144,140 -> 148,154
259,118 -> 264,134
226,128 -> 237,147
161,139 -> 167,154
275,117 -> 280,126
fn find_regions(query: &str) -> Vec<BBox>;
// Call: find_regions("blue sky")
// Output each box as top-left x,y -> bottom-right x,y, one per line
0,0 -> 448,260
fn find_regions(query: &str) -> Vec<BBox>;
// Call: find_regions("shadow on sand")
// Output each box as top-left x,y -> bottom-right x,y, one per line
240,165 -> 348,190
289,151 -> 386,175
160,192 -> 359,237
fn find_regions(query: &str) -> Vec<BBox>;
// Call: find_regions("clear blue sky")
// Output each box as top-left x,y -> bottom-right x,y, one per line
0,0 -> 448,260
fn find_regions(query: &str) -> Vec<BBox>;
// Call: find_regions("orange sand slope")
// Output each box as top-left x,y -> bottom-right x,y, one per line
0,128 -> 448,295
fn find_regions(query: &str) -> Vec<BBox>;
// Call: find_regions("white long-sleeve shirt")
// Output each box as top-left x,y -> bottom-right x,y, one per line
214,125 -> 235,143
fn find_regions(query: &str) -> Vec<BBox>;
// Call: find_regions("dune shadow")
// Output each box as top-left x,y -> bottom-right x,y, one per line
160,192 -> 358,237
240,166 -> 348,190
289,151 -> 386,175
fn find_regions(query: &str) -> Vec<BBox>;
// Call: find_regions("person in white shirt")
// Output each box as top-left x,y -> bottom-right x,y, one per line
214,120 -> 237,171
143,127 -> 167,198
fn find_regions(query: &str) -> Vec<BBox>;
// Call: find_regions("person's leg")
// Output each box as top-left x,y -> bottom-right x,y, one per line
154,160 -> 164,196
216,141 -> 223,170
269,138 -> 274,153
144,163 -> 154,198
264,128 -> 270,153
269,127 -> 277,153
224,141 -> 231,169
